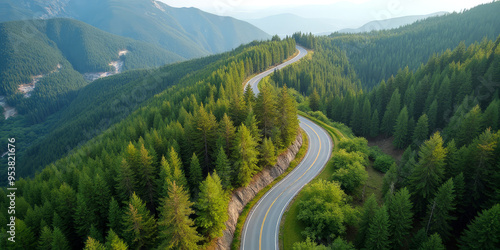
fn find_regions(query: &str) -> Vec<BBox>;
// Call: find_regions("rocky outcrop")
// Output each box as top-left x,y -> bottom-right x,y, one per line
215,132 -> 303,249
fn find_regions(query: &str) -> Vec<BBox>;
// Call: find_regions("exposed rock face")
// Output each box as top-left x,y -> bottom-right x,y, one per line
215,132 -> 303,249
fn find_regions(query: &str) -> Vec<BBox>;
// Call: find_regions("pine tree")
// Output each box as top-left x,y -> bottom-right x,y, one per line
356,194 -> 378,248
427,99 -> 438,132
52,227 -> 70,250
309,88 -> 320,111
215,147 -> 231,189
39,226 -> 53,250
245,111 -> 262,144
361,98 -> 372,136
393,106 -> 409,149
136,144 -> 157,213
188,153 -> 203,195
420,233 -> 445,250
168,147 -> 188,189
158,181 -> 201,250
116,159 -> 137,203
278,85 -> 299,146
387,188 -> 413,249
365,205 -> 391,250
89,224 -> 103,244
260,137 -> 277,167
191,104 -> 218,172
233,124 -> 259,186
424,178 -> 456,240
8,219 -> 36,250
83,237 -> 105,250
157,156 -> 172,199
456,105 -> 483,146
105,229 -> 128,250
196,172 -> 229,240
122,193 -> 157,249
460,204 -> 500,249
370,109 -> 380,137
409,132 -> 448,214
482,98 -> 499,131
413,114 -> 429,148
382,89 -> 401,135
243,84 -> 255,111
255,84 -> 278,138
108,198 -> 121,235
219,113 -> 236,156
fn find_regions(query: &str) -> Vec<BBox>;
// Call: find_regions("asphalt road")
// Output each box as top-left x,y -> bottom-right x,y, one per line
241,46 -> 333,250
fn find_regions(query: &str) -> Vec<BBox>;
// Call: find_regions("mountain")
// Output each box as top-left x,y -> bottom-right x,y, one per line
245,13 -> 340,37
0,18 -> 182,122
330,1 -> 500,88
0,0 -> 271,59
338,12 -> 448,33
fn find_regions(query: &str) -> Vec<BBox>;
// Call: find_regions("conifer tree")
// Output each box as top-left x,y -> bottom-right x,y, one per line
157,156 -> 172,199
420,233 -> 445,250
393,106 -> 409,149
215,147 -> 231,189
413,114 -> 429,148
105,229 -> 128,250
108,198 -> 121,235
309,88 -> 320,111
245,111 -> 261,143
38,226 -> 53,250
361,98 -> 372,136
456,105 -> 483,146
365,206 -> 391,250
427,99 -> 438,132
233,124 -> 259,186
278,85 -> 299,146
243,84 -> 255,111
260,137 -> 277,167
356,194 -> 378,248
196,172 -> 229,239
370,109 -> 380,137
382,89 -> 401,135
52,227 -> 70,250
83,237 -> 105,250
191,104 -> 218,171
460,204 -> 500,249
409,132 -> 447,213
219,113 -> 236,156
168,147 -> 188,189
136,144 -> 157,212
122,193 -> 157,249
116,159 -> 137,203
158,181 -> 201,250
424,178 -> 456,240
189,153 -> 203,195
387,188 -> 413,249
255,84 -> 278,138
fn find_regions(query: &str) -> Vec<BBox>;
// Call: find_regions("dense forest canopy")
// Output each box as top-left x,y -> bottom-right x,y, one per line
0,38 -> 300,249
1,1 -> 499,249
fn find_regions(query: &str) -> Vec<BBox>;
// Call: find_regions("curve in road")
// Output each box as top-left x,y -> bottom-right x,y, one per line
241,46 -> 333,250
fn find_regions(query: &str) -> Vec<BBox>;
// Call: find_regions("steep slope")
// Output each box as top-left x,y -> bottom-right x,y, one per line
0,0 -> 271,59
338,12 -> 447,33
0,18 -> 182,122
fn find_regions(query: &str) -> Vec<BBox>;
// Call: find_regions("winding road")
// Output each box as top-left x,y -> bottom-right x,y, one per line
241,46 -> 333,250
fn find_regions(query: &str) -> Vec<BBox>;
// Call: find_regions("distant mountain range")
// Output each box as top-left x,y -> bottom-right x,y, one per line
0,0 -> 270,59
245,14 -> 341,37
337,12 -> 448,34
246,12 -> 449,37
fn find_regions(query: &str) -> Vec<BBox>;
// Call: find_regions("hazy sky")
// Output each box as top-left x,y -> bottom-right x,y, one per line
160,0 -> 493,20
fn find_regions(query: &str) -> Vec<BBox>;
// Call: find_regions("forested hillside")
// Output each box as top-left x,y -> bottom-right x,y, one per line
0,0 -> 271,59
0,38 -> 300,249
271,24 -> 500,250
330,1 -> 500,88
0,18 -> 183,123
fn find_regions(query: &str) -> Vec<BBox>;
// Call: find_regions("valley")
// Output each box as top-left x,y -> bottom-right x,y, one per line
83,50 -> 128,82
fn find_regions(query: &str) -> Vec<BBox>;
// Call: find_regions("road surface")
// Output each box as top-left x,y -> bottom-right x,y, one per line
241,46 -> 333,250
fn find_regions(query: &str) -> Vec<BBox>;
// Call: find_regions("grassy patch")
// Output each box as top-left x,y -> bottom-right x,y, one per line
231,130 -> 309,250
